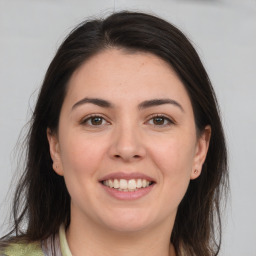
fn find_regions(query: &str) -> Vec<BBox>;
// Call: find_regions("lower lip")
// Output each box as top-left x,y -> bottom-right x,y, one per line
101,183 -> 155,200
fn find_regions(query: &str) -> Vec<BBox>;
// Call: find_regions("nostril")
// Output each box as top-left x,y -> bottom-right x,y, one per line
114,154 -> 140,159
113,154 -> 141,160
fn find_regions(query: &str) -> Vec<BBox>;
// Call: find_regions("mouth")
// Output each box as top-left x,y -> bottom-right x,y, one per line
101,178 -> 155,192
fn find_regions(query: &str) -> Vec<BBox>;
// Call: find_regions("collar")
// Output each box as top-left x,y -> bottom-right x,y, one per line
59,224 -> 73,256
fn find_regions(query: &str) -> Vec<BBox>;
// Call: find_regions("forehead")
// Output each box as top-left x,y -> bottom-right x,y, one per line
64,48 -> 192,109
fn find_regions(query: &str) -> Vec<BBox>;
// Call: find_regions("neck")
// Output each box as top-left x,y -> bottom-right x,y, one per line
66,213 -> 176,256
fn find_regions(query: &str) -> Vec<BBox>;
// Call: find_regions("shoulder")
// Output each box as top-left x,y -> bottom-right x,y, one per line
1,241 -> 44,256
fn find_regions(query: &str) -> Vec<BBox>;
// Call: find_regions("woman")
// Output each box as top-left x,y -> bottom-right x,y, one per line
0,11 -> 228,256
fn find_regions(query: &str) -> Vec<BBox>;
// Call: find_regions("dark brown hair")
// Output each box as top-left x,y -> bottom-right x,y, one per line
1,11 -> 228,256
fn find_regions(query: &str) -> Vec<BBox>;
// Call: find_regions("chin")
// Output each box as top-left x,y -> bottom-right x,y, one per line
105,220 -> 150,233
99,209 -> 156,233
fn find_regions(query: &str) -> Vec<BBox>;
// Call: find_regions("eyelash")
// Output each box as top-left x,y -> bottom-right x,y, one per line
146,114 -> 175,127
80,114 -> 175,128
80,114 -> 109,126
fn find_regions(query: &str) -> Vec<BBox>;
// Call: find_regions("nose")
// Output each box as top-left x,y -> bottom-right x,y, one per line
108,123 -> 146,162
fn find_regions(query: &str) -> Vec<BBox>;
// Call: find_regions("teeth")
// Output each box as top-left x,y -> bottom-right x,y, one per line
113,179 -> 119,189
137,179 -> 142,188
120,179 -> 128,189
103,178 -> 151,191
128,179 -> 136,190
109,179 -> 114,188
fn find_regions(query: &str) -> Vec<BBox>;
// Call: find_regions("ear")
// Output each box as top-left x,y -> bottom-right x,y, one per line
190,125 -> 211,180
47,128 -> 64,176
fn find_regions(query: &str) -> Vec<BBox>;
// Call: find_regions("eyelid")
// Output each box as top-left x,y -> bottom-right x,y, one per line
79,113 -> 175,127
80,114 -> 110,126
146,114 -> 176,126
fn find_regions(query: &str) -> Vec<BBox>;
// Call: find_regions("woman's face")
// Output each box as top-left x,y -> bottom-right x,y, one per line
48,49 -> 210,233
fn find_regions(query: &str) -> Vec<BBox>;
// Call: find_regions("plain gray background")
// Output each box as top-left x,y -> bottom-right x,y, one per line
0,0 -> 256,255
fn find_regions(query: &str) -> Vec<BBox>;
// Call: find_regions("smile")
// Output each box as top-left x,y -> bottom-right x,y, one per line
102,179 -> 153,192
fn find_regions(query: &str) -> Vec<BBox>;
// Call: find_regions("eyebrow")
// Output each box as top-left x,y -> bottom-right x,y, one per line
72,98 -> 113,110
72,97 -> 184,112
138,98 -> 184,112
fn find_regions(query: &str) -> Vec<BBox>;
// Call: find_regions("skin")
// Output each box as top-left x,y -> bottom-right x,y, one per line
47,49 -> 211,256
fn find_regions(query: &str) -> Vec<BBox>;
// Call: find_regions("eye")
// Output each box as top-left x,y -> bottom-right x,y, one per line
81,115 -> 109,126
147,115 -> 174,127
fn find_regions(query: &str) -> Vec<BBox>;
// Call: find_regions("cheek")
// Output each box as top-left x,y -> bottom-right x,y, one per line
150,135 -> 196,176
59,132 -> 105,178
148,135 -> 195,204
58,135 -> 105,207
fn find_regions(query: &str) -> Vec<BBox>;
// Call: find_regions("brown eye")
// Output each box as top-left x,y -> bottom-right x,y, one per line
153,117 -> 165,125
147,115 -> 174,127
81,115 -> 108,126
90,116 -> 103,125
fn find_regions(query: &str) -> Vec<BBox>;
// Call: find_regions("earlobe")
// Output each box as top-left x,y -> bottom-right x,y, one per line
46,128 -> 64,176
191,125 -> 211,180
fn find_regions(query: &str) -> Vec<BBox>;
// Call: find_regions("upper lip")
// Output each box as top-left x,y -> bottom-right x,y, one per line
99,172 -> 156,182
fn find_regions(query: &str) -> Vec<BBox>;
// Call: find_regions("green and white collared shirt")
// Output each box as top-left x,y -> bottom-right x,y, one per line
2,225 -> 72,256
